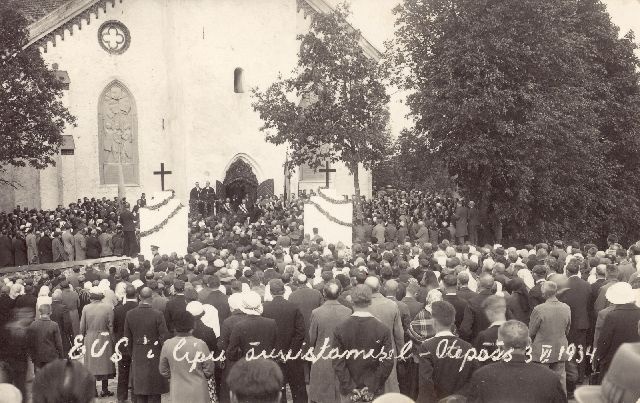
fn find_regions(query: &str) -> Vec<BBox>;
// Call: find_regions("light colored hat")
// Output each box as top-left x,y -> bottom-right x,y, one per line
0,383 -> 22,403
228,293 -> 243,311
240,291 -> 263,316
575,342 -> 640,403
89,286 -> 103,296
372,393 -> 414,403
213,259 -> 225,268
131,279 -> 144,289
606,282 -> 636,305
186,300 -> 204,316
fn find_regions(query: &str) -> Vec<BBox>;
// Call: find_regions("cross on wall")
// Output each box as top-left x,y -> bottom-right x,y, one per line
153,163 -> 172,191
318,161 -> 336,189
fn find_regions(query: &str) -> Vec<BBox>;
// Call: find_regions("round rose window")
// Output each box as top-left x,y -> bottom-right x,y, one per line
98,20 -> 131,55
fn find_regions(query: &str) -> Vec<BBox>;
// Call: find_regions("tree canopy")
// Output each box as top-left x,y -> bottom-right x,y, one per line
390,0 -> 640,244
252,3 -> 391,217
0,7 -> 75,185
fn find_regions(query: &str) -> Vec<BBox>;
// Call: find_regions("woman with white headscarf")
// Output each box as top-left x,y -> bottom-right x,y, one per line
186,300 -> 220,402
98,279 -> 117,307
408,289 -> 444,344
36,285 -> 52,313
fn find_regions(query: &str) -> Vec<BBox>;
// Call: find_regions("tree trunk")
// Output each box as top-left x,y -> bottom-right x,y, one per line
353,164 -> 363,223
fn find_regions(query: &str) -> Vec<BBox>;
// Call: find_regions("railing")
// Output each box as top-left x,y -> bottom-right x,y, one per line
0,256 -> 132,274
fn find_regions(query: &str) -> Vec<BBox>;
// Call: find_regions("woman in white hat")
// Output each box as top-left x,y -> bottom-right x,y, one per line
79,286 -> 115,397
592,282 -> 640,383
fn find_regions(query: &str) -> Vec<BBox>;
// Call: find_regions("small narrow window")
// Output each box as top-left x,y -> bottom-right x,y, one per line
234,67 -> 244,93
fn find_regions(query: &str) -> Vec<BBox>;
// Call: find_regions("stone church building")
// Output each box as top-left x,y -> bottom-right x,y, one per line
1,0 -> 376,211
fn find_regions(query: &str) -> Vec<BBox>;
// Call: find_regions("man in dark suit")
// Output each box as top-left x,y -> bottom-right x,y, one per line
262,279 -> 307,403
190,182 -> 203,213
333,285 -> 394,401
118,203 -> 137,257
460,273 -> 498,342
417,300 -> 476,403
217,294 -> 246,403
588,264 -> 607,347
37,229 -> 53,264
442,274 -> 469,332
203,275 -> 231,324
227,291 -> 277,361
401,282 -> 424,320
559,259 -> 591,395
467,201 -> 480,245
528,264 -> 548,309
164,280 -> 187,336
0,230 -> 13,267
201,180 -> 217,216
595,282 -> 640,382
456,271 -> 477,303
124,287 -> 169,403
49,289 -> 73,356
288,275 -> 323,344
114,285 -> 138,403
466,320 -> 567,403
473,295 -> 507,364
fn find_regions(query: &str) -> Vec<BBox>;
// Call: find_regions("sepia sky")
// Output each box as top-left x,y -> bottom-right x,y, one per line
335,0 -> 640,51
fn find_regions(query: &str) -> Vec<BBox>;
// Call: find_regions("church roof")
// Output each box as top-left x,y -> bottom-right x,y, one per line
18,0 -> 381,59
10,0 -> 70,22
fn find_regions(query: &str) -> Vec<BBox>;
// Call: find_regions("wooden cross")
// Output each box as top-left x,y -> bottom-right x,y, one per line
318,161 -> 336,189
153,163 -> 172,191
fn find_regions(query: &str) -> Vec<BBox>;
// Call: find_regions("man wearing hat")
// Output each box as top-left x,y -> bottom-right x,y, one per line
593,282 -> 640,383
227,291 -> 277,361
150,245 -> 161,266
124,287 -> 169,402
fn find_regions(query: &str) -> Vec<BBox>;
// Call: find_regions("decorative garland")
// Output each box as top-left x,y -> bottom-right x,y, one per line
140,203 -> 185,237
317,187 -> 352,204
304,200 -> 353,227
142,190 -> 176,211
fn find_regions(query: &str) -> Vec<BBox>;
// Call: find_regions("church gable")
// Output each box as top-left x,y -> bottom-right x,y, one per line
19,0 -> 381,59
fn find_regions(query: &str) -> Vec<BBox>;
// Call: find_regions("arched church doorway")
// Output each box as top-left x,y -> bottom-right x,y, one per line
223,159 -> 258,208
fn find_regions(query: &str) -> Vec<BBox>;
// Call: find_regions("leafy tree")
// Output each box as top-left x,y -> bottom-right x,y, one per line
390,0 -> 640,245
374,131 -> 455,193
0,6 -> 76,187
252,3 -> 391,220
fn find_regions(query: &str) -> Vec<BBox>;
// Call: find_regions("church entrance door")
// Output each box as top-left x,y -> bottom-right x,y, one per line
223,159 -> 258,208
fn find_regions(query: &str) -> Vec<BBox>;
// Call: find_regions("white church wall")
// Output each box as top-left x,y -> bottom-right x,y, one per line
24,0 -> 374,208
173,0 -> 299,198
39,0 -> 172,205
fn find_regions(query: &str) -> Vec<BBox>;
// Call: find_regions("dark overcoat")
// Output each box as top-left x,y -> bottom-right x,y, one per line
124,303 -> 170,395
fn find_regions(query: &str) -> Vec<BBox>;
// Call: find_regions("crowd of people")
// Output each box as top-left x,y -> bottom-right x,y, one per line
0,196 -> 144,267
0,189 -> 639,403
